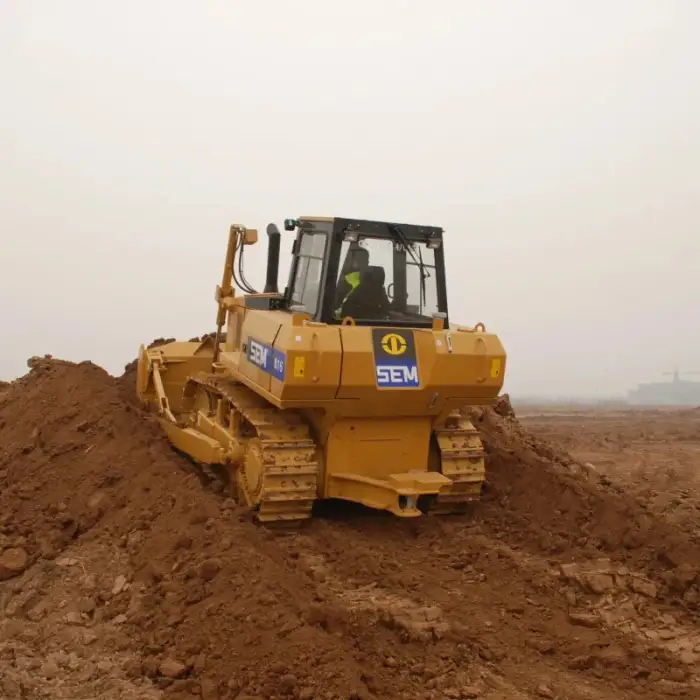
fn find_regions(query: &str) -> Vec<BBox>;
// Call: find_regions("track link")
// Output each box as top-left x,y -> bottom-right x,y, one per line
186,373 -> 319,524
431,411 -> 485,514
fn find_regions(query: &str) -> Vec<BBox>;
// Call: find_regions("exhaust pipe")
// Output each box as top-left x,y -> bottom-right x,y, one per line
264,223 -> 281,294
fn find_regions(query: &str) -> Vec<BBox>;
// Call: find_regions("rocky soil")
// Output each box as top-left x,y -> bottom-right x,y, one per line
1,358 -> 699,699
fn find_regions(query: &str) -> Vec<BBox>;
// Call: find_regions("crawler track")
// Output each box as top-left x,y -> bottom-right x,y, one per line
181,376 -> 486,520
184,373 -> 319,523
431,411 -> 485,513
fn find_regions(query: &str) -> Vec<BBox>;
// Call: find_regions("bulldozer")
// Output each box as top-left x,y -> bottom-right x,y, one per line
136,216 -> 506,523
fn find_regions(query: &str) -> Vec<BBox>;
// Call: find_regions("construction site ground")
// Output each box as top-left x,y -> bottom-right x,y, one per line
1,359 -> 699,700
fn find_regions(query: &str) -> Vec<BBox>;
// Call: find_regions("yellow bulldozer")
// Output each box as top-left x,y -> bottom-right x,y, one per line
136,217 -> 506,523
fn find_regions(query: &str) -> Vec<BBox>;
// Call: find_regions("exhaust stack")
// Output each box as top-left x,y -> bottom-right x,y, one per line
263,223 -> 281,294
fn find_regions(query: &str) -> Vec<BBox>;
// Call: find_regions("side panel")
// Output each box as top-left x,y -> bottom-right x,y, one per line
336,324 -> 506,414
238,310 -> 287,394
273,323 -> 343,402
237,309 -> 343,403
232,312 -> 506,414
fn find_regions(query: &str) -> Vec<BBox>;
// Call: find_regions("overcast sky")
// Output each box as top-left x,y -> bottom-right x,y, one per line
1,1 -> 698,396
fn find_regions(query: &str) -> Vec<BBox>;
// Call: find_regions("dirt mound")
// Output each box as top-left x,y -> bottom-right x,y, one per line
1,358 -> 699,699
0,359 -> 379,699
471,404 -> 700,603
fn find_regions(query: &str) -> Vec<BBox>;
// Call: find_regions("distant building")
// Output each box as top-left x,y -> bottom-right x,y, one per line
627,369 -> 700,406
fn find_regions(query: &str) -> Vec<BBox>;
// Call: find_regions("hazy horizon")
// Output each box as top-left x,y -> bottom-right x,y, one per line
2,1 -> 698,396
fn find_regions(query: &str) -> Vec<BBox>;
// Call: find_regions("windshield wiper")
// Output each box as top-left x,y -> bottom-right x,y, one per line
417,245 -> 427,310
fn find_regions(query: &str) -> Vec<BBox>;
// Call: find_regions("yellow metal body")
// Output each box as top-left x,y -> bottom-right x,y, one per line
137,220 -> 507,523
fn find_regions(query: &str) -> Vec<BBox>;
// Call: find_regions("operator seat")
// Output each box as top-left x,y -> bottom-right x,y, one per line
341,266 -> 390,320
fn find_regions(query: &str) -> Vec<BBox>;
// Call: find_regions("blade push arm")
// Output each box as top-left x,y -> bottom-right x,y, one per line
213,225 -> 258,364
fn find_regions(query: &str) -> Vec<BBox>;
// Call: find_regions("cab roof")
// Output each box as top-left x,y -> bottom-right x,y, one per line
297,216 -> 443,241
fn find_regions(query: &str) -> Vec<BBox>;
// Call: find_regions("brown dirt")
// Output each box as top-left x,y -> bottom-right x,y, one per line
1,361 -> 699,699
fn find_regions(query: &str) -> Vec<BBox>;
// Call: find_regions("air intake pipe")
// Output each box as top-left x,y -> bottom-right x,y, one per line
263,223 -> 281,294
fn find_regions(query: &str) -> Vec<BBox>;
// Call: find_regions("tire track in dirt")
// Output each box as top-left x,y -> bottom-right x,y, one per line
277,513 -> 699,699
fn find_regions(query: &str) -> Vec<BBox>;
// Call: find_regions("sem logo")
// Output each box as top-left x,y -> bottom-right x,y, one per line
376,364 -> 419,387
371,328 -> 420,389
380,333 -> 407,356
248,338 -> 270,371
247,336 -> 286,381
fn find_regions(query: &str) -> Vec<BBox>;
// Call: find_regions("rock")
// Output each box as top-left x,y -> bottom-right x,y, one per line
49,650 -> 69,667
160,658 -> 187,678
142,658 -> 160,677
568,655 -> 594,670
493,393 -> 515,418
568,611 -> 600,628
668,667 -> 688,682
198,559 -> 221,582
679,651 -> 698,665
97,660 -> 113,674
40,661 -> 60,679
528,638 -> 555,655
595,645 -> 628,667
79,597 -> 97,614
200,677 -> 219,700
559,563 -> 579,580
669,565 -> 699,593
112,574 -> 127,595
683,587 -> 699,605
64,611 -> 83,625
629,576 -> 657,598
174,534 -> 193,550
423,606 -> 441,621
279,674 -> 297,691
0,548 -> 28,580
581,573 -> 614,594
536,683 -> 554,699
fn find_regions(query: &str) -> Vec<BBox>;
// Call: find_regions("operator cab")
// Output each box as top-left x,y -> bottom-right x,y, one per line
281,217 -> 449,329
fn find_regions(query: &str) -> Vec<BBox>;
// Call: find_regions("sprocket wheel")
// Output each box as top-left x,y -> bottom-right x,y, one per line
238,437 -> 265,509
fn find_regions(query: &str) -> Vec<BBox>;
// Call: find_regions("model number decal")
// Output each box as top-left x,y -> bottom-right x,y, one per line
247,336 -> 286,381
271,352 -> 285,381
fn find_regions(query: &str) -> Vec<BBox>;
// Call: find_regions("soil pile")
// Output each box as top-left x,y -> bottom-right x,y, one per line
1,358 -> 699,700
471,399 -> 700,601
0,359 -> 376,699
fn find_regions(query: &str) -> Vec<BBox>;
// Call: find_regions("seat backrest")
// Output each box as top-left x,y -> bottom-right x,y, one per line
360,265 -> 385,289
341,266 -> 389,319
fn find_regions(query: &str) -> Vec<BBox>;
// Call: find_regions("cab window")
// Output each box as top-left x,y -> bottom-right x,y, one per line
289,231 -> 327,316
332,235 -> 440,324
